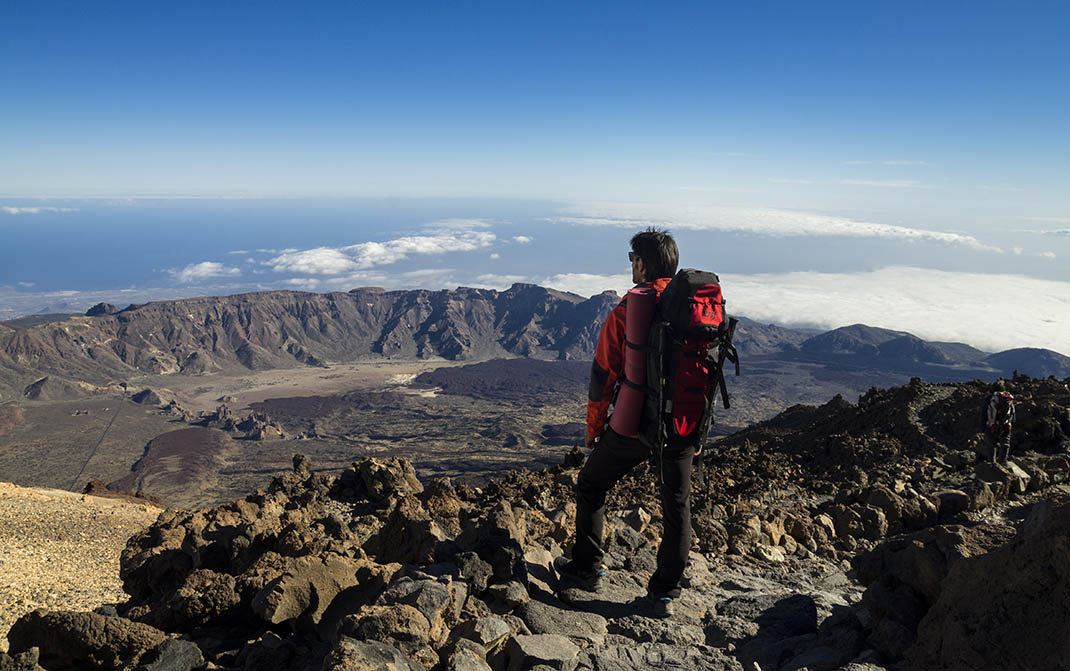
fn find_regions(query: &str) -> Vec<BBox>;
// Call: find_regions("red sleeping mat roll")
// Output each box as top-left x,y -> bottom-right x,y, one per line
608,286 -> 656,438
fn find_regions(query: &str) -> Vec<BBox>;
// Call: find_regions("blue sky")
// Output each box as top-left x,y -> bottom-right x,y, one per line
2,2 -> 1069,354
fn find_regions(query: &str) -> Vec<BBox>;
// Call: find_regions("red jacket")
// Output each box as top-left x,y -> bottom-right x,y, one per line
586,277 -> 673,443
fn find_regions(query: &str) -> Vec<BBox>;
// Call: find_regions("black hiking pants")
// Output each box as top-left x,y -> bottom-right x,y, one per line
987,429 -> 1012,463
572,427 -> 695,599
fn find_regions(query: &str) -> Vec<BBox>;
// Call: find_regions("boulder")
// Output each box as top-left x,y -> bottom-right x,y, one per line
606,614 -> 704,646
908,500 -> 1070,670
827,504 -> 865,539
378,577 -> 454,644
624,506 -> 651,533
7,610 -> 167,671
155,569 -> 241,630
1017,460 -> 1051,492
574,643 -> 744,670
500,634 -> 578,671
899,493 -> 939,530
0,648 -> 45,671
321,637 -> 421,671
370,495 -> 446,565
518,598 -> 607,645
933,490 -> 969,520
966,480 -> 1001,511
250,554 -> 364,627
421,477 -> 465,536
724,514 -> 761,554
486,581 -> 529,612
137,639 -> 205,671
862,485 -> 904,525
341,457 -> 424,505
443,646 -> 493,671
339,604 -> 430,657
976,461 -> 1030,495
859,505 -> 888,541
854,522 -> 1015,662
453,615 -> 512,651
131,389 -> 164,406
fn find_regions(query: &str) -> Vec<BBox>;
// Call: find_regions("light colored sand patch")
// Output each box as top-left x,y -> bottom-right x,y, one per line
129,358 -> 471,411
0,482 -> 163,652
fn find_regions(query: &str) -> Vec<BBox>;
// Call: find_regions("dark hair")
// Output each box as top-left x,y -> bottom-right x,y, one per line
630,227 -> 678,281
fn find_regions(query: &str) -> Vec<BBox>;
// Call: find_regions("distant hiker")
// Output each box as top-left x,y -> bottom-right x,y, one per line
982,380 -> 1015,464
556,228 -> 738,618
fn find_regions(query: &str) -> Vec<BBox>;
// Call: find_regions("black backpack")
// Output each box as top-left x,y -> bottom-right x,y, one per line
637,269 -> 740,451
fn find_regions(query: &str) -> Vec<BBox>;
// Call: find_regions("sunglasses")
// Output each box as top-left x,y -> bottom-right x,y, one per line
628,251 -> 637,263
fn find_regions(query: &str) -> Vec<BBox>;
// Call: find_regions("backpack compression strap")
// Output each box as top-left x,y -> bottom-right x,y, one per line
711,318 -> 740,410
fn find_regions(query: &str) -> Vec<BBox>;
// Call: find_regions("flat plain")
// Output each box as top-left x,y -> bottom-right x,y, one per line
0,352 -> 913,509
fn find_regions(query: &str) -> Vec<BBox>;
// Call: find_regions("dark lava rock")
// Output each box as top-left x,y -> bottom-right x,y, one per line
321,637 -> 422,671
908,499 -> 1070,670
575,643 -> 744,670
0,647 -> 45,671
131,388 -> 164,405
7,610 -> 167,671
137,638 -> 205,671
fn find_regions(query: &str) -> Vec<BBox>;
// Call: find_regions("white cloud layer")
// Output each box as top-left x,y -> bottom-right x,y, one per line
539,266 -> 1070,355
554,202 -> 1001,252
169,261 -> 242,284
472,274 -> 529,290
1017,224 -> 1070,236
265,230 -> 496,275
542,273 -> 633,299
2,206 -> 79,215
512,235 -> 533,244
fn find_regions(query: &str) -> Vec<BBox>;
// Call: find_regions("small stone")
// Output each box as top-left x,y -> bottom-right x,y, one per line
454,616 -> 512,650
486,581 -> 529,611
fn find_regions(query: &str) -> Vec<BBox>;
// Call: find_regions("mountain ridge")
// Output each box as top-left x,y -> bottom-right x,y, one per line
2,287 -> 1068,401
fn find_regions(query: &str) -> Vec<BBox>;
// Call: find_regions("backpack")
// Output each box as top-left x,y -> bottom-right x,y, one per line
994,392 -> 1014,425
637,268 -> 740,451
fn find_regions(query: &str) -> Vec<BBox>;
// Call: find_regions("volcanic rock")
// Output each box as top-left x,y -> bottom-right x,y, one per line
131,388 -> 164,405
377,577 -> 455,645
854,522 -> 1015,660
6,610 -> 168,671
908,499 -> 1070,670
136,638 -> 205,671
339,457 -> 424,505
338,603 -> 432,662
321,637 -> 421,671
500,634 -> 578,671
0,647 -> 45,671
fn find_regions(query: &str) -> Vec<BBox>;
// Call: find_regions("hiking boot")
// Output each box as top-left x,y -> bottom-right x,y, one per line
554,556 -> 604,592
648,594 -> 674,618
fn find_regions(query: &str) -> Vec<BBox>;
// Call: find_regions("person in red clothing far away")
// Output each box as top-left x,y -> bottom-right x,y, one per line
982,379 -> 1016,464
555,227 -> 689,619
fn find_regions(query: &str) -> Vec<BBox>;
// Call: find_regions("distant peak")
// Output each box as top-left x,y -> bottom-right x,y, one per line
86,302 -> 121,316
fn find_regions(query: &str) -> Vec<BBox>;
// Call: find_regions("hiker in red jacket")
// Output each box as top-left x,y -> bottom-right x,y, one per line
555,228 -> 687,618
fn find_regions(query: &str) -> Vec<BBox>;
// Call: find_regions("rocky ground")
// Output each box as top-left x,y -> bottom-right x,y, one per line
2,374 -> 1070,670
0,483 -> 162,654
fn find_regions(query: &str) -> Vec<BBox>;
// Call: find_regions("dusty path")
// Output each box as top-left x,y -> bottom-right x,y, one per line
0,482 -> 162,652
908,383 -> 958,448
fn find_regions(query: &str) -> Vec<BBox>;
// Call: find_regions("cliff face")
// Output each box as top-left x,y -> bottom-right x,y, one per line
0,285 -> 619,391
